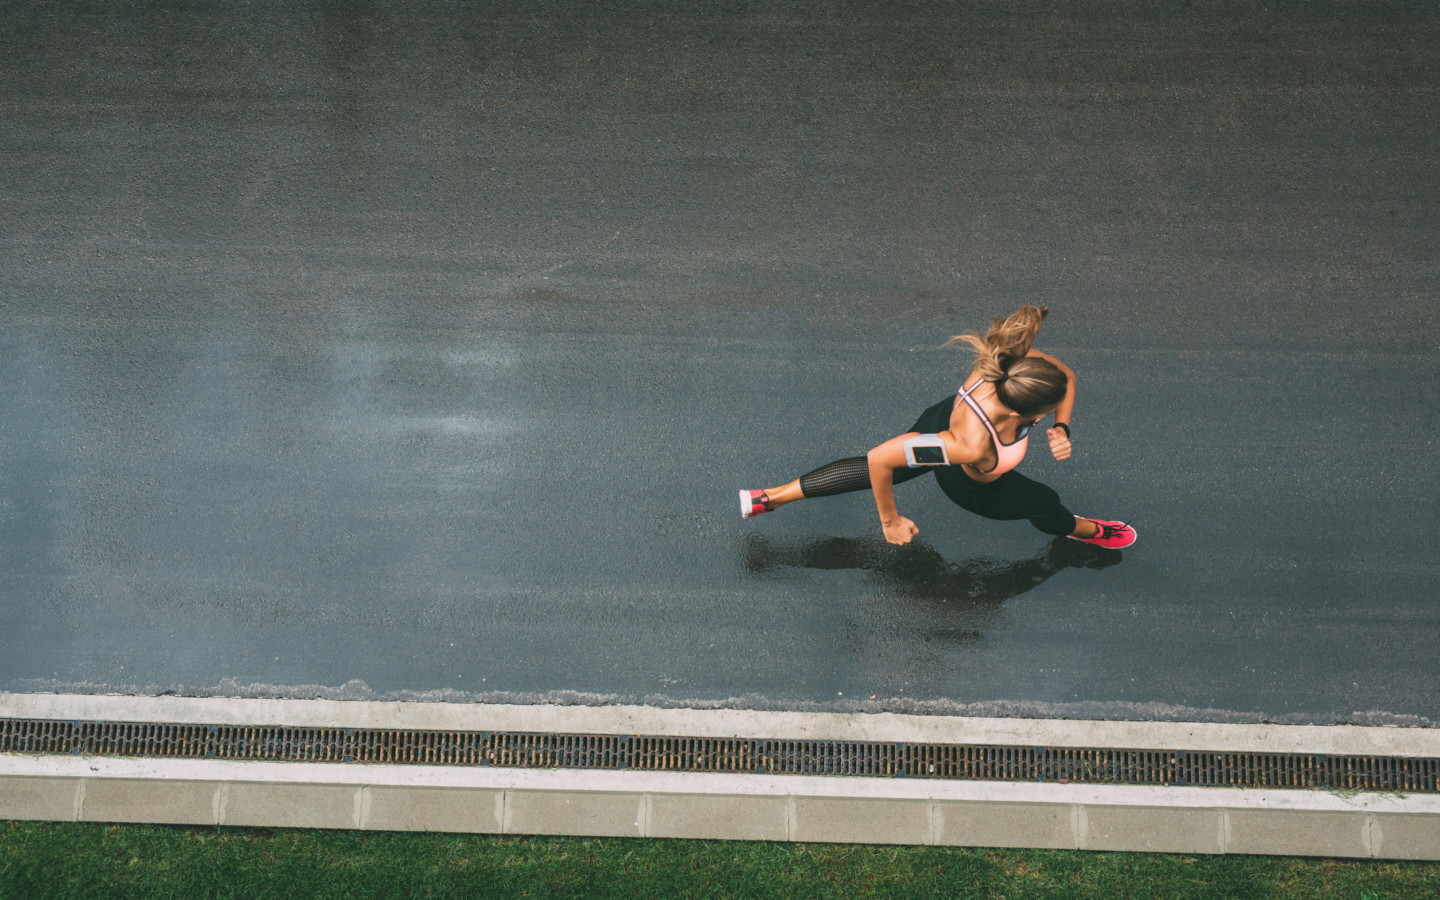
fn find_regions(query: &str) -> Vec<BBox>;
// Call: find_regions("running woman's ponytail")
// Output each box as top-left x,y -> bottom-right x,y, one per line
945,305 -> 1068,417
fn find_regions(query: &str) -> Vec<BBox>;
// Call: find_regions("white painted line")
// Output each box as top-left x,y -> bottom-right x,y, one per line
3,693 -> 1437,757
3,754 -> 1437,815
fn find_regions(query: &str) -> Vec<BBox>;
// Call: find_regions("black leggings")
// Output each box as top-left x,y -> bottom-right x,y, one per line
797,394 -> 1078,537
797,456 -> 1078,536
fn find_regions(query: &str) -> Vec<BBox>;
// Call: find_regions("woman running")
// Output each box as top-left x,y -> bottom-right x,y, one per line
739,306 -> 1136,549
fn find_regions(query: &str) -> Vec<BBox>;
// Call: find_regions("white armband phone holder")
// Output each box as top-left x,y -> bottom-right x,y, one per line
903,434 -> 950,468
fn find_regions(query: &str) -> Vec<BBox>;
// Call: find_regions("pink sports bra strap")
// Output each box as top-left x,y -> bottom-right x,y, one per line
956,376 -> 1030,476
956,378 -> 1002,443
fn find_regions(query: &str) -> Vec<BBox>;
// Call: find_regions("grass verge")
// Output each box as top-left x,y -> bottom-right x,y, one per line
2,820 -> 1438,899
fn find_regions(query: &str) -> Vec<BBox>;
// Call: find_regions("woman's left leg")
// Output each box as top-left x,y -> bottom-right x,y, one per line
762,457 -> 931,508
754,398 -> 957,513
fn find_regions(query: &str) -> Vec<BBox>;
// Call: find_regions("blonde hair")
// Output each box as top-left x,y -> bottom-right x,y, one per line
945,305 -> 1067,417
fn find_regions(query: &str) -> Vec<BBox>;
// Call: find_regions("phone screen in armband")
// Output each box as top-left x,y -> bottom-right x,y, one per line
903,435 -> 950,468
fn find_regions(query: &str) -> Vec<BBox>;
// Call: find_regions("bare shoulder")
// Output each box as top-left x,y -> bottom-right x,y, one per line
941,425 -> 992,468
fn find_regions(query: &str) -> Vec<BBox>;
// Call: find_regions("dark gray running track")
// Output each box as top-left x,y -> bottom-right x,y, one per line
2,1 -> 1437,723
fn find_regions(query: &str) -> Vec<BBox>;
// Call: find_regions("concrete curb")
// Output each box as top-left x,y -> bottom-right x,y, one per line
3,694 -> 1438,858
5,757 -> 1439,858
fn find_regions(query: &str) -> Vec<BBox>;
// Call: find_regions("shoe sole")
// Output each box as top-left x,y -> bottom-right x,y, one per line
739,490 -> 756,519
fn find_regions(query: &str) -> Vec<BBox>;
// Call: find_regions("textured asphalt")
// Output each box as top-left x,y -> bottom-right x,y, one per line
2,1 -> 1437,724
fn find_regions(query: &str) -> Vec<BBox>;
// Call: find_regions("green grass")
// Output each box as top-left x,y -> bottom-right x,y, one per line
1,821 -> 1437,899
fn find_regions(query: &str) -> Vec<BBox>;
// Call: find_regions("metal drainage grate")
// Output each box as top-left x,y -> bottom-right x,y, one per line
2,718 -> 1436,792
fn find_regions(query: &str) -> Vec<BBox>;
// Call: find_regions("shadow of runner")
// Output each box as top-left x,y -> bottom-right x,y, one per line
741,535 -> 1125,672
740,533 -> 1121,608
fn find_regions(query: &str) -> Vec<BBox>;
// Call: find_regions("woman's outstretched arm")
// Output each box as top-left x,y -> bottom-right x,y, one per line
868,434 -> 921,545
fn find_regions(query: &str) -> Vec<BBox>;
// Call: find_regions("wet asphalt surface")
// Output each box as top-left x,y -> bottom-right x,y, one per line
2,1 -> 1437,723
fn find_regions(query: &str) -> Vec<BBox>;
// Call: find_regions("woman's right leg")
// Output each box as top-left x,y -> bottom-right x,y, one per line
934,468 -> 1079,535
933,469 -> 1135,546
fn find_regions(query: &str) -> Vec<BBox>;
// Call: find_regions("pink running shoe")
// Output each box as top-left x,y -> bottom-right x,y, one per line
740,489 -> 773,519
1069,518 -> 1137,549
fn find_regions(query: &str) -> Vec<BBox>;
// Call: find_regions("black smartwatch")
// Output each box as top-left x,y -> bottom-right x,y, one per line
1054,422 -> 1070,438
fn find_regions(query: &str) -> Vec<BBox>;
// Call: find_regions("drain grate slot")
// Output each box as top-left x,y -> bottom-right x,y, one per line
2,717 -> 1435,792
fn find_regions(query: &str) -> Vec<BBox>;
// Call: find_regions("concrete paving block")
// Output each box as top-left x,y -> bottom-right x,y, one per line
1226,810 -> 1369,858
792,797 -> 930,845
82,779 -> 217,825
936,801 -> 1076,849
222,782 -> 360,830
0,777 -> 79,822
649,793 -> 788,841
1372,813 -> 1440,861
504,790 -> 644,838
1082,805 -> 1225,854
363,787 -> 503,834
